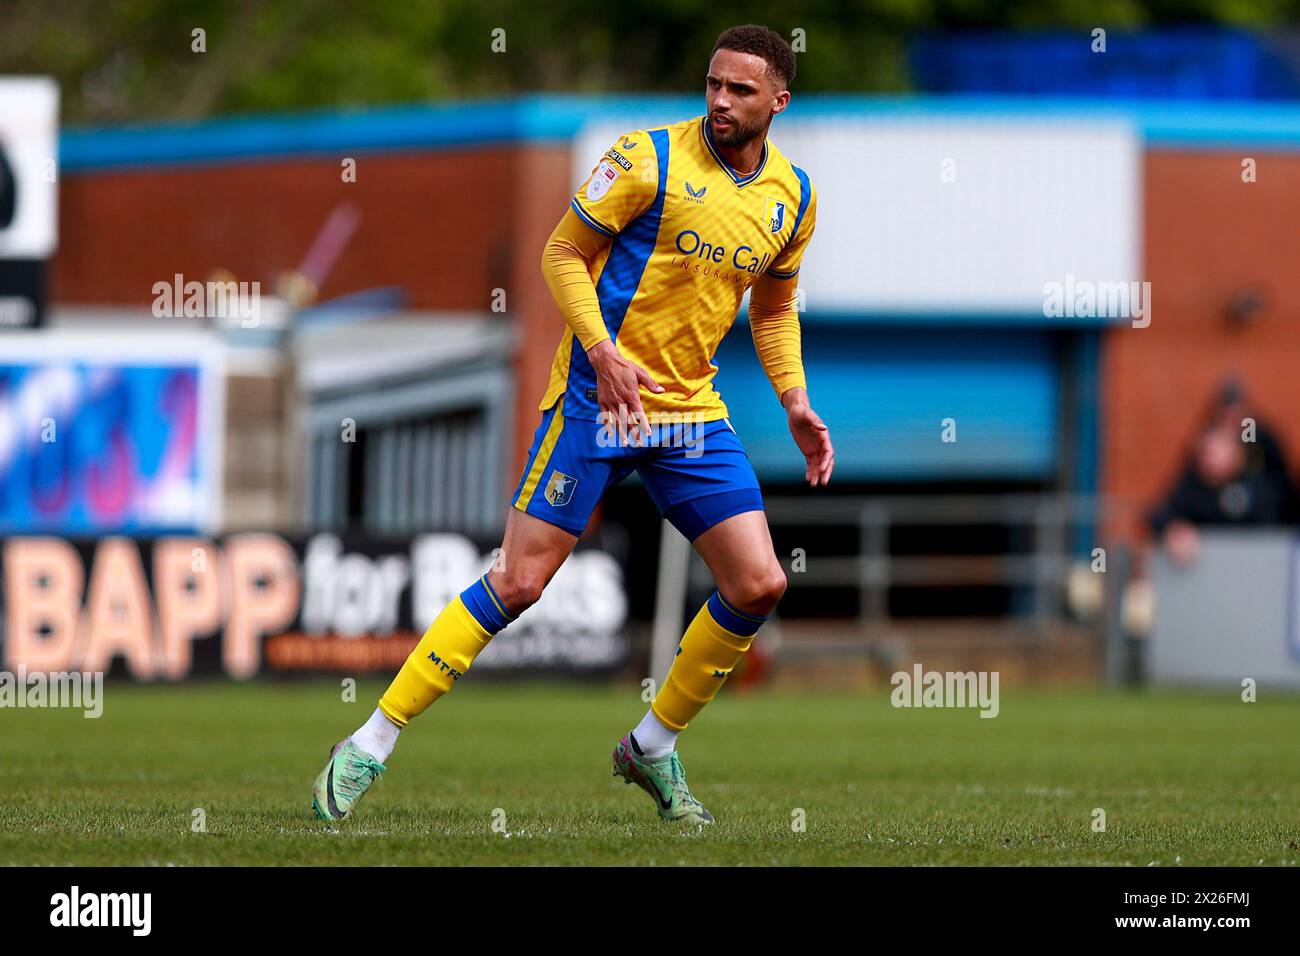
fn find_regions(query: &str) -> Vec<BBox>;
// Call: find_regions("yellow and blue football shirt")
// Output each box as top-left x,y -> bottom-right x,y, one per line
540,115 -> 818,423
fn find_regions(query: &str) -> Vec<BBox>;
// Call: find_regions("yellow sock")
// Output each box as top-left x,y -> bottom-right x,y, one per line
378,575 -> 514,727
651,590 -> 766,731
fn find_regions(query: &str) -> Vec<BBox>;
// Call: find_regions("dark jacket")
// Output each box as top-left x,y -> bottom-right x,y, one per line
1148,425 -> 1299,534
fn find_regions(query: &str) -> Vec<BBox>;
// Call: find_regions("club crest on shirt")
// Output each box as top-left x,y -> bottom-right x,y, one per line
587,159 -> 620,202
764,198 -> 786,233
544,470 -> 577,507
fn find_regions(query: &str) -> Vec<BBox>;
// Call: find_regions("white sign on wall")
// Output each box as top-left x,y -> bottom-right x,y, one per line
0,76 -> 59,258
574,107 -> 1140,317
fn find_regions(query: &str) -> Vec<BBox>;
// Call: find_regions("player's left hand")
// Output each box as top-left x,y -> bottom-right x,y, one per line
783,389 -> 833,486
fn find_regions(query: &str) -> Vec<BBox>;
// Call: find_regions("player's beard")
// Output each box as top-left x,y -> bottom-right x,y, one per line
710,112 -> 765,148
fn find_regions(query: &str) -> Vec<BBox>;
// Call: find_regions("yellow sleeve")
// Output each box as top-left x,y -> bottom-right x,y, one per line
540,207 -> 613,351
747,271 -> 806,400
766,180 -> 817,279
542,130 -> 659,351
569,130 -> 658,237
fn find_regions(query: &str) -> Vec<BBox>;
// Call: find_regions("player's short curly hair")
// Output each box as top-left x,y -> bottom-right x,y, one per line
712,24 -> 796,89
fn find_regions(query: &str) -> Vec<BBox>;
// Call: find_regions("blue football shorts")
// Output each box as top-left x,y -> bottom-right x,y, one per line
510,395 -> 765,541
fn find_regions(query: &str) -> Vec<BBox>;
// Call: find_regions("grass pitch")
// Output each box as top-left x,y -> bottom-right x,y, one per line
1,679 -> 1296,866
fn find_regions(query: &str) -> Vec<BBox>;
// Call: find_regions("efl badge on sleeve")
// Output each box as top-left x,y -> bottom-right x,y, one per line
586,160 -> 620,202
545,471 -> 577,507
764,198 -> 786,233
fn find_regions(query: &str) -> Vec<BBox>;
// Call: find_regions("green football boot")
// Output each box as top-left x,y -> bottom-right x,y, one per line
611,733 -> 714,824
312,738 -> 386,821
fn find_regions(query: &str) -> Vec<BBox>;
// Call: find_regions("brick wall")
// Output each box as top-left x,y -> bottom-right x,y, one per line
1102,150 -> 1300,541
51,144 -> 578,488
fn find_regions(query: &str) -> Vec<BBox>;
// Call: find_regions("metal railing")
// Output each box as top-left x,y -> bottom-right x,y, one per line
760,493 -> 1138,626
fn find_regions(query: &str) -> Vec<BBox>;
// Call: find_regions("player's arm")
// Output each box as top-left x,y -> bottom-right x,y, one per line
540,133 -> 665,439
749,273 -> 833,486
749,180 -> 832,486
748,271 -> 806,399
540,211 -> 664,440
540,209 -> 614,353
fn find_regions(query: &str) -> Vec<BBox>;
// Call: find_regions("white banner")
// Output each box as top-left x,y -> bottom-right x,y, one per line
0,76 -> 59,258
575,108 -> 1140,315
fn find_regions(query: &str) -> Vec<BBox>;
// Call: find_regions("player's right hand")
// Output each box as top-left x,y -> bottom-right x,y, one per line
587,340 -> 664,446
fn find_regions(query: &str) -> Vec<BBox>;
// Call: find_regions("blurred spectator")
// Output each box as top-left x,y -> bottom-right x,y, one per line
1148,378 -> 1299,564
